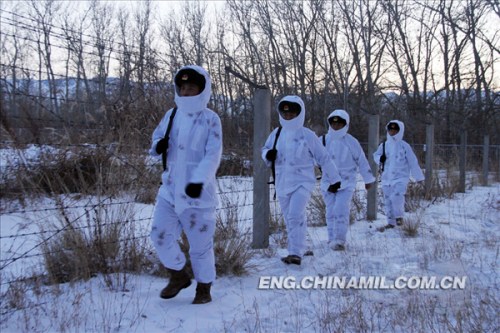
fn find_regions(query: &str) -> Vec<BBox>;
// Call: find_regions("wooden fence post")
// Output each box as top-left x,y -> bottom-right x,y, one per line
252,88 -> 271,248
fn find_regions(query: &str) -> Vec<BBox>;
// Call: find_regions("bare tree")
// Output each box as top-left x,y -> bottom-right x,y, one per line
335,0 -> 389,126
430,0 -> 481,142
117,7 -> 133,102
226,0 -> 268,88
381,0 -> 441,141
0,1 -> 33,140
132,0 -> 153,95
60,5 -> 92,107
90,0 -> 115,107
462,0 -> 499,141
28,0 -> 63,116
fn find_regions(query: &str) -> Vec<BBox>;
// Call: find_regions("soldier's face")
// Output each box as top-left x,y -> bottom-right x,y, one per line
388,128 -> 399,136
330,122 -> 345,131
179,83 -> 201,97
280,110 -> 299,120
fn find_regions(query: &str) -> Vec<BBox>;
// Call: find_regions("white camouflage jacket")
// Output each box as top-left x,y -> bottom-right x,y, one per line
150,65 -> 222,214
261,95 -> 341,196
373,120 -> 424,186
321,109 -> 375,191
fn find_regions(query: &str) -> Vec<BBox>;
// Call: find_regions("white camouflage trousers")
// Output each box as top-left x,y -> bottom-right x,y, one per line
151,195 -> 216,283
322,188 -> 354,245
278,187 -> 312,257
382,182 -> 407,226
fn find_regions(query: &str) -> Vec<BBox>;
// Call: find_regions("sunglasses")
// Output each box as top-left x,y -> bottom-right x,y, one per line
279,102 -> 301,115
328,118 -> 346,126
280,109 -> 299,115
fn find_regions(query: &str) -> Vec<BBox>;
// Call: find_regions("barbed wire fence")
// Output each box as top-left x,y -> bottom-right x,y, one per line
1,138 -> 499,319
1,5 -> 499,319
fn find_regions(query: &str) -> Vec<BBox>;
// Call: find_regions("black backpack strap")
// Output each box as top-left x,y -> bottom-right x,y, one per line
322,134 -> 326,146
162,107 -> 177,171
380,141 -> 386,172
267,126 -> 282,199
267,126 -> 282,185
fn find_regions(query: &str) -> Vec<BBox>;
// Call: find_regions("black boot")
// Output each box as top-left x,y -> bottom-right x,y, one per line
192,282 -> 212,304
377,224 -> 395,232
281,255 -> 301,265
160,267 -> 192,299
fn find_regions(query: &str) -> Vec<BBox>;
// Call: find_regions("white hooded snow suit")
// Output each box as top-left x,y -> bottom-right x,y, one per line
262,95 -> 341,257
373,120 -> 424,226
150,65 -> 222,283
321,110 -> 375,246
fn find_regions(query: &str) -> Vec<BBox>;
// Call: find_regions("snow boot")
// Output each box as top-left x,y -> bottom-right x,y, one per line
377,224 -> 395,232
396,218 -> 404,226
192,282 -> 212,304
160,267 -> 192,299
331,243 -> 345,251
281,255 -> 301,265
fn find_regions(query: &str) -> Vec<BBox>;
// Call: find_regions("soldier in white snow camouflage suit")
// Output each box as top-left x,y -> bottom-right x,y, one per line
373,120 -> 424,231
320,109 -> 375,251
262,95 -> 342,265
150,65 -> 222,304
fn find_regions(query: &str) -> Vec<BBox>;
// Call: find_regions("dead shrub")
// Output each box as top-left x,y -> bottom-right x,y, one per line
214,193 -> 255,276
1,142 -> 161,204
405,182 -> 426,212
1,146 -> 117,197
401,210 -> 424,237
40,201 -> 148,285
269,199 -> 287,249
217,153 -> 251,177
350,189 -> 366,224
308,189 -> 326,227
3,280 -> 27,312
424,171 -> 461,201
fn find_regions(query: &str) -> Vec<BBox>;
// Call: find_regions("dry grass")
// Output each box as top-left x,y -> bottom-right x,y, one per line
269,199 -> 287,250
39,201 -> 149,287
400,209 -> 424,237
214,192 -> 256,276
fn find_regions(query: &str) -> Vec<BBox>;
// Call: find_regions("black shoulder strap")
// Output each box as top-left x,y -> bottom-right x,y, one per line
162,107 -> 177,171
268,126 -> 282,184
272,126 -> 282,150
267,126 -> 282,199
380,140 -> 386,172
322,134 -> 326,146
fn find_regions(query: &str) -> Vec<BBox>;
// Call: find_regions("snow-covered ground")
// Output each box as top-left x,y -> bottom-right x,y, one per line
1,170 -> 498,332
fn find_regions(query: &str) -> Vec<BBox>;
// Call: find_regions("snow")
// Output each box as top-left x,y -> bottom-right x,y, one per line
1,154 -> 499,332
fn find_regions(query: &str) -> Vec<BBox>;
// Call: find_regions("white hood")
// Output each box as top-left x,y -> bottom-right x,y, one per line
386,119 -> 405,142
278,95 -> 305,131
327,109 -> 350,140
174,65 -> 212,113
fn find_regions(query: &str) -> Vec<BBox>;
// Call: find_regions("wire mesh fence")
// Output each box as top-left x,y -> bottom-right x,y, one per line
1,141 -> 499,316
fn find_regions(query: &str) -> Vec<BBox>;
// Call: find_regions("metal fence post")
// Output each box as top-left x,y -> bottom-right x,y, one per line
252,88 -> 271,248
